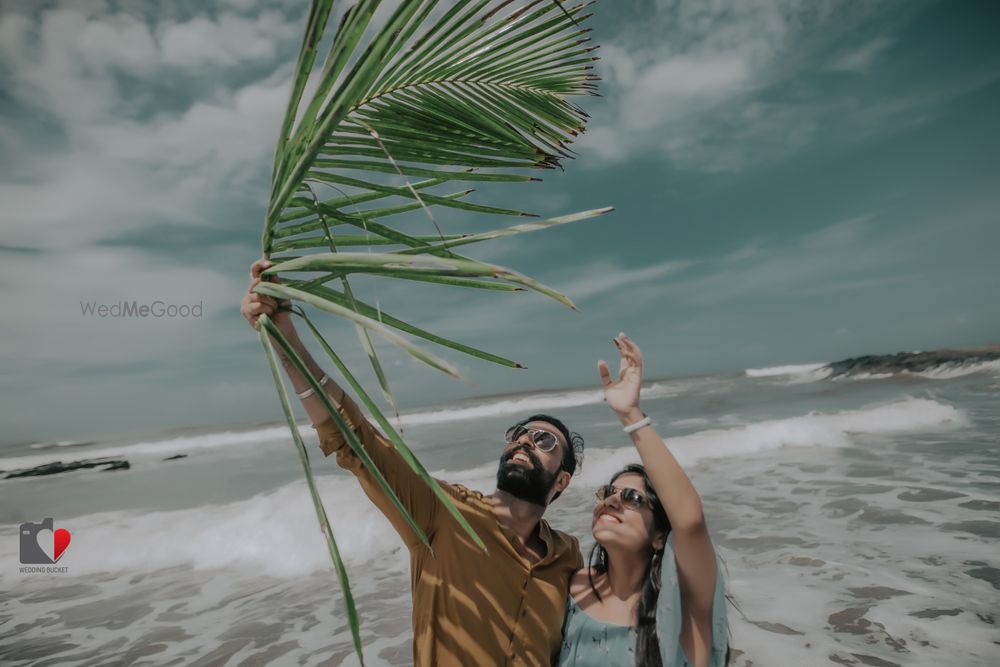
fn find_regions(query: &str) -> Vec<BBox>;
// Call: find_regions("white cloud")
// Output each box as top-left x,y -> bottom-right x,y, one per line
636,214 -> 914,307
0,5 -> 299,252
158,12 -> 296,68
407,257 -> 695,340
620,55 -> 750,133
578,0 -> 994,172
558,259 -> 695,301
0,2 -> 306,441
579,0 -> 823,169
829,36 -> 894,73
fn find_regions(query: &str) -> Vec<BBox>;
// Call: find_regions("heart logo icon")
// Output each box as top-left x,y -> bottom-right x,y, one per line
35,526 -> 72,563
54,528 -> 71,562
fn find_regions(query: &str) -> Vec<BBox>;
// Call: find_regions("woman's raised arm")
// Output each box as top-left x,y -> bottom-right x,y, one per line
598,333 -> 719,666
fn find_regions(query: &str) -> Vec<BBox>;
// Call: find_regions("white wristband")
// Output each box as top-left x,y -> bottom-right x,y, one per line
297,374 -> 330,399
623,415 -> 652,434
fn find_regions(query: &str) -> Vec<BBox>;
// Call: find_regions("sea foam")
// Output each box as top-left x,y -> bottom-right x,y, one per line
574,397 -> 967,486
0,382 -> 686,472
910,359 -> 1000,380
745,363 -> 832,383
2,397 -> 966,580
0,425 -> 300,472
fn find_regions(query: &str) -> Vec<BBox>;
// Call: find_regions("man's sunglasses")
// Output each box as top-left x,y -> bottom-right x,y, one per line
504,424 -> 562,453
595,484 -> 652,511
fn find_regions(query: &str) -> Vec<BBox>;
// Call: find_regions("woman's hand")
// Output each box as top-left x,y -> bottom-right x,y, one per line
597,332 -> 643,418
241,259 -> 292,332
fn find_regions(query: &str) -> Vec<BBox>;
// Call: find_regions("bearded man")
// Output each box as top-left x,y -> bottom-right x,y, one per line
241,259 -> 585,667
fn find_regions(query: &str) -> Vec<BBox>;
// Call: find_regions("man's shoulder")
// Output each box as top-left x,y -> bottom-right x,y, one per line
443,482 -> 490,506
543,521 -> 584,560
550,525 -> 581,547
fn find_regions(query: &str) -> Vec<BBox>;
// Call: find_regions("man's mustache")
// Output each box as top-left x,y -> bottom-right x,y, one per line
501,444 -> 542,469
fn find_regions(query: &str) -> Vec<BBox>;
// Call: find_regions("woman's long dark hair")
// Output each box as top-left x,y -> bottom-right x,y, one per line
587,464 -> 732,667
588,464 -> 671,667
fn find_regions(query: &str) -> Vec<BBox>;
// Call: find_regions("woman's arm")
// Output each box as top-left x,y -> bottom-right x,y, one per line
599,333 -> 718,666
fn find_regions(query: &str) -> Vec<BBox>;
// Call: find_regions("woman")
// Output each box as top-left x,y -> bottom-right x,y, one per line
559,333 -> 730,667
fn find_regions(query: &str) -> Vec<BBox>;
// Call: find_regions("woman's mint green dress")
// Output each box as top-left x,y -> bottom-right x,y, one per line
557,535 -> 729,667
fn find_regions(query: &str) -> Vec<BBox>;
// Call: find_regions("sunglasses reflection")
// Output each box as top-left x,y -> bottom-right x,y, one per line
595,484 -> 651,511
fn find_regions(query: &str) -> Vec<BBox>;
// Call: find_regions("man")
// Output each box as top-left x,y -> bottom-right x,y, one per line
242,260 -> 585,666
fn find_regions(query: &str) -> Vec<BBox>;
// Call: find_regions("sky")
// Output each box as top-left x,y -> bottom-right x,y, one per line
1,0 -> 998,445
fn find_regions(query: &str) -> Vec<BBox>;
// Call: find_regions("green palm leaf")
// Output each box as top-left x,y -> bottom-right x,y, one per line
254,1 -> 610,661
258,317 -> 364,661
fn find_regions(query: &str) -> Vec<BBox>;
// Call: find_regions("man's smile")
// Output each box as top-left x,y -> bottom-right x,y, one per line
510,451 -> 532,465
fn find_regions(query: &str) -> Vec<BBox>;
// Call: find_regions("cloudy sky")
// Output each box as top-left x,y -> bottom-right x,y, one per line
2,0 -> 998,445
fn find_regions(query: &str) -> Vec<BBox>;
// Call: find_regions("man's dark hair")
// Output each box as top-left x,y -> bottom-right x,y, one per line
514,413 -> 584,477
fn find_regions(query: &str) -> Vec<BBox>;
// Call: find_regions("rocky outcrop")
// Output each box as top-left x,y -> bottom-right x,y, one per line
3,457 -> 130,479
824,346 -> 1000,378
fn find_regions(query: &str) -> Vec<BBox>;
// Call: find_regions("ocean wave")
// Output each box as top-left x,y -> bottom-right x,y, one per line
399,388 -> 607,426
0,425 -> 300,472
1,383 -> 692,472
399,382 -> 683,427
0,475 -> 411,579
744,363 -> 831,383
745,363 -> 828,377
834,372 -> 896,381
573,396 -> 968,486
2,397 -> 966,579
908,360 -> 1000,380
27,440 -> 97,451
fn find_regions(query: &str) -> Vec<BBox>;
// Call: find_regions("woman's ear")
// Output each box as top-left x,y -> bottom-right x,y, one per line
652,533 -> 666,552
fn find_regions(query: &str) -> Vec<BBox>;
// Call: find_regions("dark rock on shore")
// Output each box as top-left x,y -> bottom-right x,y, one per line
824,345 -> 1000,378
4,457 -> 131,479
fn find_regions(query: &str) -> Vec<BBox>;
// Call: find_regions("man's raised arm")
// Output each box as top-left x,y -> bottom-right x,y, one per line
242,259 -> 441,548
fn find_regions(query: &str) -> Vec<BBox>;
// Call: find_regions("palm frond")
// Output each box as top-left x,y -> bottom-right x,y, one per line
255,1 -> 610,660
257,316 -> 363,660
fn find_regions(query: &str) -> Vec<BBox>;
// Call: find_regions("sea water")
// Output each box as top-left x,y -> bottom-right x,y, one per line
1,363 -> 998,666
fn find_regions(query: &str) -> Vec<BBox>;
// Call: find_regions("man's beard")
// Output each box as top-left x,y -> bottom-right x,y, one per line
496,445 -> 559,507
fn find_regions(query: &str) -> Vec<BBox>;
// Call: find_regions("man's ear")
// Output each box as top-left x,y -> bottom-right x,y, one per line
549,470 -> 572,503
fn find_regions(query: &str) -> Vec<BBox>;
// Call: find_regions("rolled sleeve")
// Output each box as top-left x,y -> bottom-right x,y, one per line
311,391 -> 442,549
313,391 -> 371,460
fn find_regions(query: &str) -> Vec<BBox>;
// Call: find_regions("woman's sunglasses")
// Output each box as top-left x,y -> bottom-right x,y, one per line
504,424 -> 561,453
595,484 -> 652,511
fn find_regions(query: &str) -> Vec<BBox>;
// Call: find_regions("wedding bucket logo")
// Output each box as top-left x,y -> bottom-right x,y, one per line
19,518 -> 71,573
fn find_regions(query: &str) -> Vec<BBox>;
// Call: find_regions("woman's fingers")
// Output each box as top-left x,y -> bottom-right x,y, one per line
613,336 -> 636,368
621,333 -> 641,357
597,360 -> 613,387
618,333 -> 642,367
610,336 -> 635,379
613,335 -> 630,361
